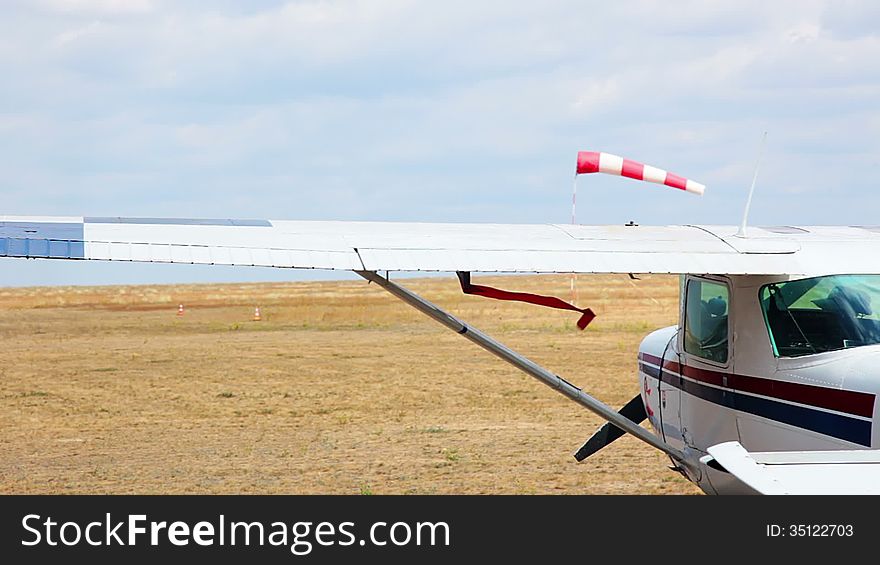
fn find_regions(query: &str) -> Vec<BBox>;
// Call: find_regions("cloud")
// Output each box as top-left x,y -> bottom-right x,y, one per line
34,0 -> 154,16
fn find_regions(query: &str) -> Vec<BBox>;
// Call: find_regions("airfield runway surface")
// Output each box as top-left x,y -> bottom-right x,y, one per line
0,274 -> 699,494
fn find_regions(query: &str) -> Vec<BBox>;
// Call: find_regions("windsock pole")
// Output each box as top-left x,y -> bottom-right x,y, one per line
570,173 -> 578,303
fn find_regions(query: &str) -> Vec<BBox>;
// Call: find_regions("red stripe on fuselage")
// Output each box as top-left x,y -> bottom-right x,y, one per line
638,352 -> 875,418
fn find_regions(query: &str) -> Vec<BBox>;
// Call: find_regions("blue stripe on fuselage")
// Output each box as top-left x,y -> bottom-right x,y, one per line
0,222 -> 85,259
639,361 -> 872,447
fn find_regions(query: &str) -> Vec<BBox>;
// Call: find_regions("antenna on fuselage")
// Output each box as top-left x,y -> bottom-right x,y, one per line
736,131 -> 768,238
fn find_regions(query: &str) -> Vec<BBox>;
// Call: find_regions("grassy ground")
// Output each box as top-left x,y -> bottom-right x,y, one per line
0,273 -> 699,494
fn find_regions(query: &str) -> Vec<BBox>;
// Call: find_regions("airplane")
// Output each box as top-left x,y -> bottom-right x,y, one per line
3,150 -> 880,495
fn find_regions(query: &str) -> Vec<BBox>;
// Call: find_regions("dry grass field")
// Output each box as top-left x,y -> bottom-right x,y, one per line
0,273 -> 700,494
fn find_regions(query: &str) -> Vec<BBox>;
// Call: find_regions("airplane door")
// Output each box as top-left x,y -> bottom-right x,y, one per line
678,277 -> 739,450
656,337 -> 686,452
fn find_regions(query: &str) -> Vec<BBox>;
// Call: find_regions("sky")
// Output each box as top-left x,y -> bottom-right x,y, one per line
2,0 -> 880,286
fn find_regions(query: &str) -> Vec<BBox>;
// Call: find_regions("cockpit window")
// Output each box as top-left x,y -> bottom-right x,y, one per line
684,279 -> 729,364
760,275 -> 880,357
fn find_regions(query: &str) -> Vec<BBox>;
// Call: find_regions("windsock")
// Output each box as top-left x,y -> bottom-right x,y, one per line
576,151 -> 705,196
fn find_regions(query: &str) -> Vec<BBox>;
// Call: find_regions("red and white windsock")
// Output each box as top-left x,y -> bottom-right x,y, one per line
576,151 -> 705,196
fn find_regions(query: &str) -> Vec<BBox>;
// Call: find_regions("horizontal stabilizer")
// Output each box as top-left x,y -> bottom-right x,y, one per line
706,441 -> 880,495
574,394 -> 647,462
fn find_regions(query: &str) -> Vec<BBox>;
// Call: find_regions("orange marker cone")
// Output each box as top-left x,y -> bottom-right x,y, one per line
177,304 -> 185,316
253,306 -> 262,322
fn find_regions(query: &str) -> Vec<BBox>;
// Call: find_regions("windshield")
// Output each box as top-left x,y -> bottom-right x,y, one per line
760,275 -> 880,357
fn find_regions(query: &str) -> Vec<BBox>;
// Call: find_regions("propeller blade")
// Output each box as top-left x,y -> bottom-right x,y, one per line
574,394 -> 647,462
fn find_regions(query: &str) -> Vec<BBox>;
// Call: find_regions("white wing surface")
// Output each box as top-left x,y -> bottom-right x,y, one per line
2,215 -> 880,275
707,441 -> 880,495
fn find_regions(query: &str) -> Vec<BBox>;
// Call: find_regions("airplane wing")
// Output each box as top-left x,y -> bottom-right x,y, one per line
706,441 -> 880,495
3,215 -> 880,276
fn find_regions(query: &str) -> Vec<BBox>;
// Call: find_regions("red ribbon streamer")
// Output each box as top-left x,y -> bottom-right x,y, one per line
456,272 -> 596,330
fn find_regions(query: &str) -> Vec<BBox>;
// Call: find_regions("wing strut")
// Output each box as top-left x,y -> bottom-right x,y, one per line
356,270 -> 684,461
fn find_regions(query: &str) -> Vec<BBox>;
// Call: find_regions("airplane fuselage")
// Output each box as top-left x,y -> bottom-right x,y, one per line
638,274 -> 880,494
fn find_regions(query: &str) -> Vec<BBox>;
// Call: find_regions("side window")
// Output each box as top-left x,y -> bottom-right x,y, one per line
684,279 -> 729,364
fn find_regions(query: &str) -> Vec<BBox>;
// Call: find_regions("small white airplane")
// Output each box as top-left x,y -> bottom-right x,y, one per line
4,150 -> 880,495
